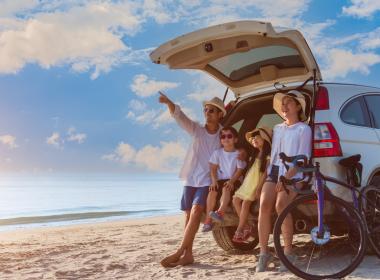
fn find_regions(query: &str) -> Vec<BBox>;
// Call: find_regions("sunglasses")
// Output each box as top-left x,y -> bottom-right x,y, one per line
203,107 -> 218,114
220,133 -> 234,139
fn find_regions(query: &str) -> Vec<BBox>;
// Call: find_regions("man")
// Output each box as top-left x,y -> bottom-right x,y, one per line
158,91 -> 225,267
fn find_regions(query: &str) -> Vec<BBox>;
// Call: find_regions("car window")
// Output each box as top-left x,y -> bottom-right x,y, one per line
257,113 -> 283,128
340,97 -> 371,127
232,119 -> 244,132
208,45 -> 304,81
364,94 -> 380,129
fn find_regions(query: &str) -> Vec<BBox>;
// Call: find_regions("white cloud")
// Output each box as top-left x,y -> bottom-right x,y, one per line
67,133 -> 87,144
0,134 -> 17,149
128,99 -> 148,111
321,48 -> 380,79
126,111 -> 136,119
116,142 -> 137,163
46,132 -> 63,148
130,74 -> 179,98
67,127 -> 87,144
359,28 -> 380,50
342,0 -> 380,18
171,0 -> 310,26
245,0 -> 310,18
0,0 -> 39,17
141,0 -> 176,24
0,1 -> 141,78
103,141 -> 187,172
127,103 -> 197,128
134,109 -> 157,124
187,73 -> 233,103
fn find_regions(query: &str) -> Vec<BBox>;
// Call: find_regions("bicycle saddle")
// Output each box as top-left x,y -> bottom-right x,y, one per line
338,154 -> 361,168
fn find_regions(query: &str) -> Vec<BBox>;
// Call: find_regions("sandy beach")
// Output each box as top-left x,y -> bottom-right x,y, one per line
0,215 -> 379,280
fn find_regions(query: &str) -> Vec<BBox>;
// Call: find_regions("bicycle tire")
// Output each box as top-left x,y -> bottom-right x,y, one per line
361,185 -> 380,258
273,193 -> 366,280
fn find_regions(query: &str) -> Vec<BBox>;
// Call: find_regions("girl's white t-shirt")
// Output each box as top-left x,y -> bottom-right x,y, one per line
268,121 -> 312,180
209,148 -> 246,180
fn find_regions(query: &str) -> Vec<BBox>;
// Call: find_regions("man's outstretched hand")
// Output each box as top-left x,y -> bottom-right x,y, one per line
158,91 -> 175,113
158,91 -> 170,104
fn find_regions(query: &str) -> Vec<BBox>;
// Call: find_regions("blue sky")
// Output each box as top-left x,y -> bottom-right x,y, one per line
0,0 -> 380,174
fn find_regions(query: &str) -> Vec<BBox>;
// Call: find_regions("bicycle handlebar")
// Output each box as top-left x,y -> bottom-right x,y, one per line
279,152 -> 308,166
279,175 -> 313,195
279,152 -> 315,195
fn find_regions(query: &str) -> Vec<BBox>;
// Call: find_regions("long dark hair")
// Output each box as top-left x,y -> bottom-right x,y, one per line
247,140 -> 271,173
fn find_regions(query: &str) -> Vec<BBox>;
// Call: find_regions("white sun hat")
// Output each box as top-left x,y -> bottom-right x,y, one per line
273,90 -> 307,122
203,97 -> 226,116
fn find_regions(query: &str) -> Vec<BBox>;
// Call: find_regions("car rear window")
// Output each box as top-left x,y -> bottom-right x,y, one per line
208,45 -> 304,81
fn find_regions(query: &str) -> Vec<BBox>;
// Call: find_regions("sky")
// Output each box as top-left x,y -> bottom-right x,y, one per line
0,0 -> 380,175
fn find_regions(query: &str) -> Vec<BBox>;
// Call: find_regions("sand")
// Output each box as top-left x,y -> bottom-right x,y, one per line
0,215 -> 379,280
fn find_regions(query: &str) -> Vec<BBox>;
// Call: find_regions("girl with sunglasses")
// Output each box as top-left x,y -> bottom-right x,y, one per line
202,126 -> 246,232
232,127 -> 272,243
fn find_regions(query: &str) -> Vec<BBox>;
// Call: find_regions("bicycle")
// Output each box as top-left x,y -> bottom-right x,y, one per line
272,153 -> 380,280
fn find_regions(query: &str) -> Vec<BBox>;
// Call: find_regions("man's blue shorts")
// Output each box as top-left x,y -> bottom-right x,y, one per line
180,186 -> 209,211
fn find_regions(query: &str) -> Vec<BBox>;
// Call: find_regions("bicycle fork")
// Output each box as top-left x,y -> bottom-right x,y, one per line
311,162 -> 331,245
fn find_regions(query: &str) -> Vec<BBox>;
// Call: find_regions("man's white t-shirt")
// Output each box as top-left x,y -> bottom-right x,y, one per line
209,148 -> 246,180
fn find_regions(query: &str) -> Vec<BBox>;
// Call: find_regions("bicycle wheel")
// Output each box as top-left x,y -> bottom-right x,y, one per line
273,193 -> 366,280
361,185 -> 380,257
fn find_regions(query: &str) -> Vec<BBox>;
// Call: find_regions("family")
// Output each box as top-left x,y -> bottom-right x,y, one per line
158,89 -> 311,272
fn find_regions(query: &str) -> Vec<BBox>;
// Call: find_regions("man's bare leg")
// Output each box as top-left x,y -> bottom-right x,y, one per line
184,210 -> 191,228
171,204 -> 204,266
160,210 -> 191,267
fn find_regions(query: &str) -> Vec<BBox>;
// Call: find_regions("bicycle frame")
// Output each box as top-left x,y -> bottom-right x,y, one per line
290,159 -> 380,257
314,163 -> 326,239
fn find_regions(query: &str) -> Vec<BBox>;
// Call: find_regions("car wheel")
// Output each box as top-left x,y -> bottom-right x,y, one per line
370,175 -> 380,187
212,225 -> 259,252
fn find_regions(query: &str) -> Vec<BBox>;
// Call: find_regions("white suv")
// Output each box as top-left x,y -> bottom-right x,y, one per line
150,21 -> 380,251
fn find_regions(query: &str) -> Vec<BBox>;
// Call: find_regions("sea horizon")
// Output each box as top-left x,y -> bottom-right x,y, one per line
0,173 -> 183,231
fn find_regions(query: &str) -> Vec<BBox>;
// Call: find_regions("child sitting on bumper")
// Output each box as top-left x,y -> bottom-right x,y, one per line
202,126 -> 246,232
232,127 -> 272,242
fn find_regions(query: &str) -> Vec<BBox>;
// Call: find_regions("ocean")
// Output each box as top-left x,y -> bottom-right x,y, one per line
0,174 -> 183,231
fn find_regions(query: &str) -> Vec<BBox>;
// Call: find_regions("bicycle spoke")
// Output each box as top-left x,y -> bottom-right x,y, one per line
306,244 -> 316,273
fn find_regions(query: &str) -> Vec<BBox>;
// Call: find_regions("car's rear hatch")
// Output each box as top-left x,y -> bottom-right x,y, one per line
150,20 -> 322,98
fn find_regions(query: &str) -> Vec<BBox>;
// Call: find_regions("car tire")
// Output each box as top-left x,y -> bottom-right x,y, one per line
370,175 -> 380,187
212,225 -> 259,252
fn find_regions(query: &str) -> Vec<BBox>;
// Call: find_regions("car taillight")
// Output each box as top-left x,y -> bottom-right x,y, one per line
316,86 -> 329,110
313,122 -> 342,157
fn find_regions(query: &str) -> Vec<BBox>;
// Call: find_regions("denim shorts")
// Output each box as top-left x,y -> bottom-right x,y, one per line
265,165 -> 279,183
180,186 -> 209,211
